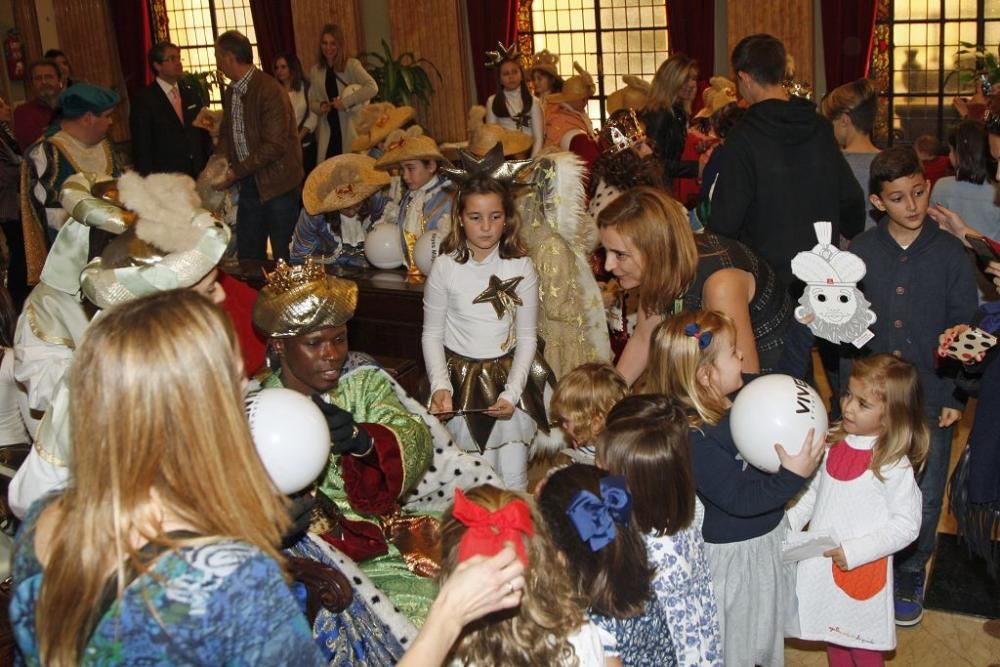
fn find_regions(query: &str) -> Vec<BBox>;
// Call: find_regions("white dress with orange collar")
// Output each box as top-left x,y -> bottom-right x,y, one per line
786,434 -> 922,650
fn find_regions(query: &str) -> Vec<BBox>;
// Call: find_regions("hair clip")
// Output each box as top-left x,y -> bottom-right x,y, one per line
453,488 -> 533,566
684,322 -> 714,350
565,475 -> 632,552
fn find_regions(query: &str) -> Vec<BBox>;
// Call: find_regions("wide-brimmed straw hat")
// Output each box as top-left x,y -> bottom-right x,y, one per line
351,103 -> 416,152
303,154 -> 391,215
442,105 -> 533,159
528,50 -> 561,78
606,75 -> 652,115
80,171 -> 230,310
547,62 -> 595,104
374,129 -> 446,170
252,258 -> 359,338
694,76 -> 738,118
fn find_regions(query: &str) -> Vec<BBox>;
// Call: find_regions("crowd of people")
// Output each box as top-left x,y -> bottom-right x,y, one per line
0,19 -> 995,667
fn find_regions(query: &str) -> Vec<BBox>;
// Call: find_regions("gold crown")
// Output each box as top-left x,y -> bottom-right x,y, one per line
600,108 -> 646,154
262,258 -> 326,293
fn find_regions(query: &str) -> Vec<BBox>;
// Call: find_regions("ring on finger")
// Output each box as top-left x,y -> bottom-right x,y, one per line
506,580 -> 515,595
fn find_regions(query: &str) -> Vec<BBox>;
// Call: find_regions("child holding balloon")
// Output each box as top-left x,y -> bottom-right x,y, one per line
640,309 -> 825,667
786,355 -> 926,666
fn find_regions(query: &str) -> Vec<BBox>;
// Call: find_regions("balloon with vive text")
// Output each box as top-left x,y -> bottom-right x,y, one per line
247,387 -> 332,494
730,374 -> 828,473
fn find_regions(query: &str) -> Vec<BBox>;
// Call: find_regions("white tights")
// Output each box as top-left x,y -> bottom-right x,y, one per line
482,442 -> 528,491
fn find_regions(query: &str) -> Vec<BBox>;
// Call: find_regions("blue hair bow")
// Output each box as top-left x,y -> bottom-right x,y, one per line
566,475 -> 632,552
684,322 -> 713,350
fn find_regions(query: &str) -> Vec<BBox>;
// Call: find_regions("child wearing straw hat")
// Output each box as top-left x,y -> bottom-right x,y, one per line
375,128 -> 454,235
544,62 -> 600,165
292,153 -> 391,266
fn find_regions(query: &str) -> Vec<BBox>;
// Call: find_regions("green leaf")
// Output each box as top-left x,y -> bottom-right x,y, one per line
400,67 -> 415,95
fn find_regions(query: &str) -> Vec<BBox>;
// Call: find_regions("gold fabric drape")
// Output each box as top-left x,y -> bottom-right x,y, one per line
727,0 -> 815,87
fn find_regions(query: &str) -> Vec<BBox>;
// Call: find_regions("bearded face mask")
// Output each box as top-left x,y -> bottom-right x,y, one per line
791,221 -> 877,347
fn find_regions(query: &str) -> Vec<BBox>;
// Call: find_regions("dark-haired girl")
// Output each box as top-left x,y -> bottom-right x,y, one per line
932,119 -> 1000,244
538,463 -> 678,666
598,396 -> 722,666
486,56 -> 543,156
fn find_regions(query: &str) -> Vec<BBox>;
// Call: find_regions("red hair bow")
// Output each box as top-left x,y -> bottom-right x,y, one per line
453,488 -> 533,566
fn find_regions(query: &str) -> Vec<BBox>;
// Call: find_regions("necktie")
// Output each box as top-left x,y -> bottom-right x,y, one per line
170,86 -> 183,123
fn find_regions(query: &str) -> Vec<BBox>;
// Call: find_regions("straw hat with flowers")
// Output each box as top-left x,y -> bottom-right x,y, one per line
303,154 -> 391,216
547,62 -> 595,104
351,102 -> 416,152
374,127 -> 446,170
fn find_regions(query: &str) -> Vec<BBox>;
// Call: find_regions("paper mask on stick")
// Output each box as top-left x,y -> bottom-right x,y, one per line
791,222 -> 876,347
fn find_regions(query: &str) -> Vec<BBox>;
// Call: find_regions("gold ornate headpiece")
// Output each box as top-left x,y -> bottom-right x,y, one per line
439,143 -> 533,186
252,258 -> 359,338
485,41 -> 520,68
600,108 -> 646,155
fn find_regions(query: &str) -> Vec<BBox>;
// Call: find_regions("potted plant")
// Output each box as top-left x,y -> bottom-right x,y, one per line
360,39 -> 441,110
956,42 -> 999,94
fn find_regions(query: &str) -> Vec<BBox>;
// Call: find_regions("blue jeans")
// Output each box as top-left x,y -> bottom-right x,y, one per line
895,414 -> 956,575
236,177 -> 300,261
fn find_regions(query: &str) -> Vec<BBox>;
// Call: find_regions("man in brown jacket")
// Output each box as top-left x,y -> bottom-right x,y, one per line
214,30 -> 303,261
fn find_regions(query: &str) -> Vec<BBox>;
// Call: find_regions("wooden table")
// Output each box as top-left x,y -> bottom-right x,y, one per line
225,260 -> 427,396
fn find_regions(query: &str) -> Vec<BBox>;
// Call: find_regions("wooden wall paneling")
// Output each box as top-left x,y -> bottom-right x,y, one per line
53,0 -> 129,143
12,0 -> 43,65
292,0 -> 364,75
388,0 -> 469,143
726,0 -> 814,86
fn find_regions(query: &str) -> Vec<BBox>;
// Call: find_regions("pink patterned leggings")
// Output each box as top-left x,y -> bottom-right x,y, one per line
826,643 -> 885,666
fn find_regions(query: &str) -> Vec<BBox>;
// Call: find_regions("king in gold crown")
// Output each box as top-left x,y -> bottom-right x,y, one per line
600,108 -> 647,155
253,258 -> 359,338
262,258 -> 327,293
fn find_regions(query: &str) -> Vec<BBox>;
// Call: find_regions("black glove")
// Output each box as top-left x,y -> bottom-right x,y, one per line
281,491 -> 316,549
311,395 -> 372,455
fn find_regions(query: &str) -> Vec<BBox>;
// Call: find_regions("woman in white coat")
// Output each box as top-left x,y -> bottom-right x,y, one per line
308,24 -> 378,160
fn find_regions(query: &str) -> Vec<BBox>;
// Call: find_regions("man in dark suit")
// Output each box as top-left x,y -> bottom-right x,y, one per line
129,41 -> 211,177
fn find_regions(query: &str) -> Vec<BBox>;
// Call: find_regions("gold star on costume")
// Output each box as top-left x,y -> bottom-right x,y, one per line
474,274 -> 524,351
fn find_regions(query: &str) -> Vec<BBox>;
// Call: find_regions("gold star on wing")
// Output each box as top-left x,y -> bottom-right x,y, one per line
473,274 -> 524,319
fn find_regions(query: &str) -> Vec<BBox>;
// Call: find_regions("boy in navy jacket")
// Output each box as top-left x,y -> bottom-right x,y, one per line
847,146 -> 977,626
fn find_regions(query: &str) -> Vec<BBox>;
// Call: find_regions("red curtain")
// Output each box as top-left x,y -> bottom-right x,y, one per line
666,0 -> 714,80
821,0 -> 878,91
466,0 -> 519,105
111,0 -> 154,96
249,0 -> 296,75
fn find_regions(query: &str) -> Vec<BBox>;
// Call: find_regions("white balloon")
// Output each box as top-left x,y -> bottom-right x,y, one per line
730,374 -> 828,473
365,223 -> 405,269
413,230 -> 443,275
247,388 -> 332,494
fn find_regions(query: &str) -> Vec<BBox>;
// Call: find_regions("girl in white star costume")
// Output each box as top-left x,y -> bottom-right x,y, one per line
422,175 -> 554,490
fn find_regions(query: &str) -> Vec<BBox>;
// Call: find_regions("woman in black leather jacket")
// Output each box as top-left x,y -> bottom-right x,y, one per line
641,54 -> 699,186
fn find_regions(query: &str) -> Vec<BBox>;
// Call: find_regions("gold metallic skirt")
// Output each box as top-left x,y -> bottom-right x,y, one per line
445,346 -> 555,452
